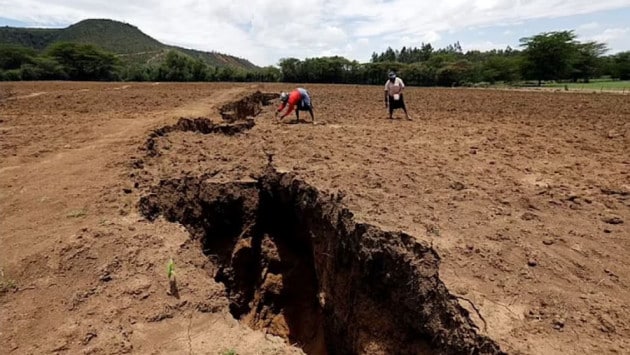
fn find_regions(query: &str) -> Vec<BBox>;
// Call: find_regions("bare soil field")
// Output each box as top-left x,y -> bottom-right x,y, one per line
1,82 -> 629,354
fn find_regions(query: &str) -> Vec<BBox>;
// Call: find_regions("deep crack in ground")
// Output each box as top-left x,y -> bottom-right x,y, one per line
219,91 -> 279,122
143,90 -> 277,157
137,91 -> 505,354
139,168 -> 504,355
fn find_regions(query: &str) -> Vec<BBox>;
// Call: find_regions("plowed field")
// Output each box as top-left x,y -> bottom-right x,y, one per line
1,82 -> 629,354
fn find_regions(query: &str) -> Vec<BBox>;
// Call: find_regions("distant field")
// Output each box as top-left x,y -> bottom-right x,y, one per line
544,80 -> 630,91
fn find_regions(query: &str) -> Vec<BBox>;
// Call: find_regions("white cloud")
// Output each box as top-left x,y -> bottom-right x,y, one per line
588,27 -> 630,42
0,0 -> 629,65
462,41 -> 510,52
583,27 -> 630,53
578,22 -> 600,31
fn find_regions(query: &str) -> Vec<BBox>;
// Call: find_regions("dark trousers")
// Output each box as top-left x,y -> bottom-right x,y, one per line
388,94 -> 406,114
298,100 -> 312,111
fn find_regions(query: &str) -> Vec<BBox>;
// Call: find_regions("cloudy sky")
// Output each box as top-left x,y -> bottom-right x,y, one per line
1,0 -> 629,66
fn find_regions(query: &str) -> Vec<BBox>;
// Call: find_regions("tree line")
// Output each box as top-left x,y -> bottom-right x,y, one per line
0,42 -> 281,82
1,30 -> 629,85
280,31 -> 629,86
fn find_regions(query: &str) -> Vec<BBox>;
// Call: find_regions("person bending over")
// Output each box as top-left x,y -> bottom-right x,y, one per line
276,87 -> 315,124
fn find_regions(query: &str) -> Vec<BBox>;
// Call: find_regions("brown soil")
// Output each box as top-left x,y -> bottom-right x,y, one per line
1,82 -> 629,355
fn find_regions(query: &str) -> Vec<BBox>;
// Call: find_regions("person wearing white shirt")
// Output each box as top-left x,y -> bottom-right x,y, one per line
384,71 -> 412,120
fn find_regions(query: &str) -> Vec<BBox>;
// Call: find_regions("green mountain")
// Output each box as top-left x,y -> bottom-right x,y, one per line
0,19 -> 257,69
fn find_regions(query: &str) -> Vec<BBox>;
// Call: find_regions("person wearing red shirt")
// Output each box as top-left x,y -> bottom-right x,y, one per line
275,87 -> 315,124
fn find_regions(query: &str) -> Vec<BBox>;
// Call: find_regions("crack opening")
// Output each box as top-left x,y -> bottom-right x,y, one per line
139,169 -> 505,355
142,91 -> 277,157
219,91 -> 279,122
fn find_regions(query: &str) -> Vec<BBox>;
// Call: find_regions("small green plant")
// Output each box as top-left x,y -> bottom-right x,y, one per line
167,258 -> 175,280
166,258 -> 179,297
425,224 -> 441,237
220,349 -> 237,355
66,209 -> 87,218
0,268 -> 17,295
99,218 -> 110,226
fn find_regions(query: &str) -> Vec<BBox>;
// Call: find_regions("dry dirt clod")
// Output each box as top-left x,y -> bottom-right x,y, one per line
607,129 -> 624,139
553,318 -> 565,330
602,216 -> 624,225
521,212 -> 539,221
527,259 -> 538,267
599,315 -> 616,333
450,181 -> 466,191
81,331 -> 98,345
604,269 -> 618,277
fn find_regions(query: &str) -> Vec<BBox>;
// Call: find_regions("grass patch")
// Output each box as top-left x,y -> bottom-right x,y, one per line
219,350 -> 237,355
426,224 -> 441,237
545,80 -> 630,91
489,80 -> 630,92
0,268 -> 17,295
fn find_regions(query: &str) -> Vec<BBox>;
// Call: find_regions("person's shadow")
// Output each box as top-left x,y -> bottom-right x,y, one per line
285,119 -> 315,125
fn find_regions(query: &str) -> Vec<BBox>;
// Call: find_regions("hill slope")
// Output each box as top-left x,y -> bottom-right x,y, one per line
0,19 -> 257,69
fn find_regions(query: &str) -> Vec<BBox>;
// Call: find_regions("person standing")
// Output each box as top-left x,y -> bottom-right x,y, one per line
384,71 -> 412,120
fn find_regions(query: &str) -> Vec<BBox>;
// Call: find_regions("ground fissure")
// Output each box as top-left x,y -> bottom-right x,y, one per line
137,91 -> 503,354
143,90 -> 278,157
139,168 -> 504,354
219,91 -> 279,122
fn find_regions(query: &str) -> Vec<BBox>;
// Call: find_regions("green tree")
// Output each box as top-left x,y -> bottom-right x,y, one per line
426,52 -> 459,68
419,43 -> 434,61
481,56 -> 522,83
611,51 -> 630,80
34,56 -> 68,79
301,56 -> 354,83
2,69 -> 22,80
278,57 -> 301,82
370,52 -> 379,62
401,62 -> 436,86
520,31 -> 579,85
122,64 -> 151,81
436,60 -> 474,86
0,44 -> 36,70
15,56 -> 67,80
371,43 -> 434,64
382,47 -> 397,62
572,41 -> 608,82
191,59 -> 209,81
361,61 -> 406,85
156,50 -> 195,81
47,42 -> 120,80
439,41 -> 463,55
216,66 -> 235,81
